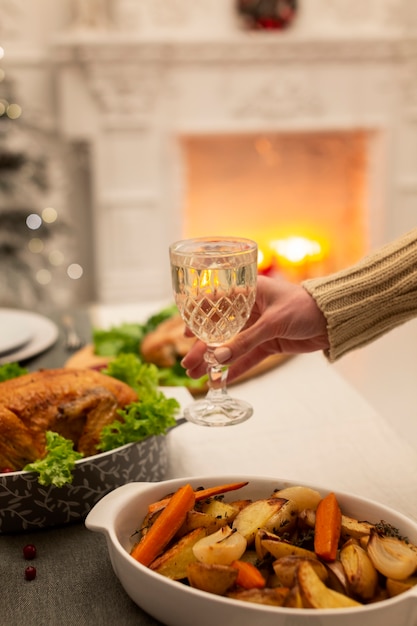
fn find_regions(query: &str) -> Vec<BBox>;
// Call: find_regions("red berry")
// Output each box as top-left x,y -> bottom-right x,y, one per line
1,467 -> 14,473
24,566 -> 37,581
23,544 -> 37,560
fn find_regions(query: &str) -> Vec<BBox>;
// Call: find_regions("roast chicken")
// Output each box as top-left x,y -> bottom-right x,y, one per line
140,314 -> 195,368
0,368 -> 137,471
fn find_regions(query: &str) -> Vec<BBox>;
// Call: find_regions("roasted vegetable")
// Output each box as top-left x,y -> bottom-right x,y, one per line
192,526 -> 247,566
298,560 -> 361,609
314,492 -> 342,562
187,562 -> 238,595
366,528 -> 417,580
232,498 -> 294,544
129,481 -> 417,611
150,527 -> 207,579
131,484 -> 195,566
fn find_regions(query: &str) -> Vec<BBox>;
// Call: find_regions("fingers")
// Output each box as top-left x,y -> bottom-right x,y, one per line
184,345 -> 271,382
223,348 -> 272,383
180,340 -> 207,378
214,314 -> 276,364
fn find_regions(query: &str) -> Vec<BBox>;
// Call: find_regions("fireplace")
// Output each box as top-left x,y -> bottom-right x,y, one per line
180,130 -> 369,281
53,2 -> 417,303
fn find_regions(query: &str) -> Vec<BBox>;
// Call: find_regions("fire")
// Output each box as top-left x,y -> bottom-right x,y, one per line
271,236 -> 324,266
258,236 -> 328,279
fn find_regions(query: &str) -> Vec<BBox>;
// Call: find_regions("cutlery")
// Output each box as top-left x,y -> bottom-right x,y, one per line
62,315 -> 84,351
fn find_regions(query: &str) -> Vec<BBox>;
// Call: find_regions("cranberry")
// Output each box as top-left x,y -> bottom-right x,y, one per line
23,544 -> 37,560
24,565 -> 37,581
1,467 -> 14,473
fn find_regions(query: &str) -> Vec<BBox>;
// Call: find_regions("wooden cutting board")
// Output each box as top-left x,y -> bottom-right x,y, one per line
65,345 -> 292,394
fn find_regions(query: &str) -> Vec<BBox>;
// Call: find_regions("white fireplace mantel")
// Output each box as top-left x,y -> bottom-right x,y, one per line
53,26 -> 417,303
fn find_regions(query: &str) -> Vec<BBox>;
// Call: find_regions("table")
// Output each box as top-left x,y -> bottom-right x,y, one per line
2,304 -> 417,625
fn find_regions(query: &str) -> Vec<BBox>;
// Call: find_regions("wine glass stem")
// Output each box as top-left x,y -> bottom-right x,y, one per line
204,346 -> 229,399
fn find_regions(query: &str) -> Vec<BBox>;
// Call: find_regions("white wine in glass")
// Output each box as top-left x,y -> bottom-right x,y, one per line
169,236 -> 258,426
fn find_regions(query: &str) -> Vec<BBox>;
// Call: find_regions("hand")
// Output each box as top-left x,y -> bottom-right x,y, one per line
181,275 -> 329,383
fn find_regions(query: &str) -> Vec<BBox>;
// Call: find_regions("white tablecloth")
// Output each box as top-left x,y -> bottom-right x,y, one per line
92,303 -> 417,522
166,353 -> 417,521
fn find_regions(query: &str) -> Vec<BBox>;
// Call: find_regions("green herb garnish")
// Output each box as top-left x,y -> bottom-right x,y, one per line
374,520 -> 409,542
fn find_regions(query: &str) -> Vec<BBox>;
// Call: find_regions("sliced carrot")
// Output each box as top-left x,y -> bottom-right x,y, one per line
314,491 -> 342,562
131,483 -> 195,566
231,560 -> 266,589
147,481 -> 249,515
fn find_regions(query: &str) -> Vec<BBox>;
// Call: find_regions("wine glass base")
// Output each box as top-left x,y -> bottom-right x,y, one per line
184,396 -> 253,427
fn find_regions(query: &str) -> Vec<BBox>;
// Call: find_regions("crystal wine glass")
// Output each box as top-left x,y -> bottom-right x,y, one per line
169,236 -> 258,427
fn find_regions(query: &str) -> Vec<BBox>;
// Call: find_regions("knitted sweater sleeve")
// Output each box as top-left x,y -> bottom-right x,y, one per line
302,229 -> 417,362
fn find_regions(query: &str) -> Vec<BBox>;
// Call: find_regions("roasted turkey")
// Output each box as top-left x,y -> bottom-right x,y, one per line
0,368 -> 137,471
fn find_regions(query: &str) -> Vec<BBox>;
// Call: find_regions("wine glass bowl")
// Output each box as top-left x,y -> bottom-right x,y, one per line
169,236 -> 258,427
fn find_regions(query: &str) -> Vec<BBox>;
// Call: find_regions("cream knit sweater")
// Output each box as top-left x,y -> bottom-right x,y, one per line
303,229 -> 417,362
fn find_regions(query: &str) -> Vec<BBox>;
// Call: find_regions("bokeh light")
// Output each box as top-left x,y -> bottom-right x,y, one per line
36,269 -> 52,285
28,238 -> 44,253
42,207 -> 58,223
67,263 -> 83,280
26,213 -> 42,230
7,103 -> 22,119
49,250 -> 65,266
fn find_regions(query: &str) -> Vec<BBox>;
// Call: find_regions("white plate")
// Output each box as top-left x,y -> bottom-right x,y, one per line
0,311 -> 33,355
0,309 -> 58,365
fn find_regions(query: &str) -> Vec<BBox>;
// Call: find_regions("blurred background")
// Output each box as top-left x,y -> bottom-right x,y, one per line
0,0 -> 416,426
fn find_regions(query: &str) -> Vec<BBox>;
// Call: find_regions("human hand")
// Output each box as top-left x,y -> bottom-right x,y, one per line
181,275 -> 329,383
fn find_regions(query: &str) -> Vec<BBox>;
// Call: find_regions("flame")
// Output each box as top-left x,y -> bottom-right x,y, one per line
271,236 -> 324,266
198,268 -> 220,292
257,235 -> 328,278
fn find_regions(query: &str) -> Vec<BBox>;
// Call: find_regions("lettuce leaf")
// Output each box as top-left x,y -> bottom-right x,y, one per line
97,354 -> 178,452
23,431 -> 83,488
91,305 -> 207,391
157,361 -> 208,390
93,304 -> 178,357
93,323 -> 145,356
0,363 -> 28,382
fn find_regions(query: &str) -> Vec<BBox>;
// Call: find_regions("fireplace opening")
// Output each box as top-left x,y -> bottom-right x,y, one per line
180,130 -> 371,282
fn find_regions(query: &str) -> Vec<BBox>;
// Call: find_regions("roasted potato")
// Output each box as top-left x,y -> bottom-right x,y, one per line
187,562 -> 237,595
272,555 -> 327,588
298,560 -> 361,609
232,498 -> 293,544
227,587 -> 290,606
150,527 -> 207,579
177,509 -> 230,537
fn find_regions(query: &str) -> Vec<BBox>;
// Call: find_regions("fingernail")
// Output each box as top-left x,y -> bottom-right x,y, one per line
213,347 -> 232,363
